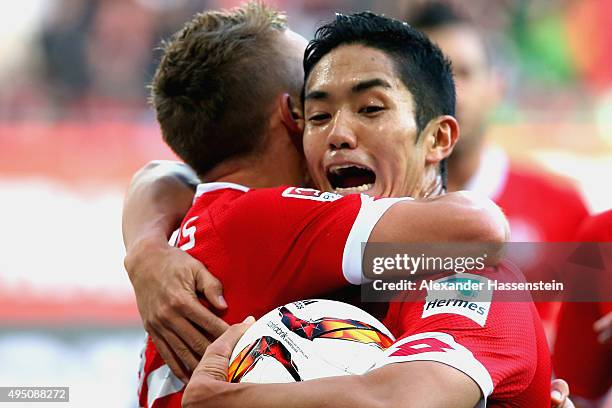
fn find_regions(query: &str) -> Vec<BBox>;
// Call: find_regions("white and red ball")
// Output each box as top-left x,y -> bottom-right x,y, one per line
228,299 -> 395,383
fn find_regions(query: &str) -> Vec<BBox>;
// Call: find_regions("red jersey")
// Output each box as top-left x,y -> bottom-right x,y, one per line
139,183 -> 408,407
467,148 -> 588,243
553,210 -> 612,400
574,209 -> 612,242
467,148 -> 589,329
495,167 -> 588,243
138,182 -> 550,407
378,265 -> 551,407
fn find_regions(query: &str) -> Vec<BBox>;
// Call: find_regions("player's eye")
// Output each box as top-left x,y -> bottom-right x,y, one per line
308,113 -> 331,123
359,106 -> 385,115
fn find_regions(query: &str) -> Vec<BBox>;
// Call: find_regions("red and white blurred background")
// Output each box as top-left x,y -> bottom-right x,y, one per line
0,0 -> 611,406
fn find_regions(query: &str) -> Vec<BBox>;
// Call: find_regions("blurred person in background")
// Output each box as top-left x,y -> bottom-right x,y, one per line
406,1 -> 588,243
554,210 -> 612,407
34,0 -> 204,120
82,0 -> 156,116
39,0 -> 93,116
37,0 -> 156,119
405,0 -> 589,342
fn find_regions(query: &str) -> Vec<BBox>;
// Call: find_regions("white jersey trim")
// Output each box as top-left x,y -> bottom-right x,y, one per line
137,337 -> 148,403
194,182 -> 250,201
342,195 -> 411,285
374,331 -> 493,407
147,364 -> 184,407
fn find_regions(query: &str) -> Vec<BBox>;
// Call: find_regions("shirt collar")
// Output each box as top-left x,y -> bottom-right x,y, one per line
194,182 -> 250,202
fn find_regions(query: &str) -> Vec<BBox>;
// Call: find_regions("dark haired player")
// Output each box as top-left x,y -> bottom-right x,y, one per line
128,8 -> 552,407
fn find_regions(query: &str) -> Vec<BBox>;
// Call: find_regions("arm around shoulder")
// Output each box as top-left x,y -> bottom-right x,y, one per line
367,191 -> 508,268
122,160 -> 200,252
369,191 -> 508,244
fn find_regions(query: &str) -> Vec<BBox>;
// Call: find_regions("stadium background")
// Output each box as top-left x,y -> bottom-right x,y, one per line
0,0 -> 610,406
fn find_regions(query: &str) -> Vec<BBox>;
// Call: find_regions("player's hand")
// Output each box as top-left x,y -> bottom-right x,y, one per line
594,311 -> 612,344
125,239 -> 229,382
192,316 -> 255,381
551,379 -> 575,408
182,318 -> 254,408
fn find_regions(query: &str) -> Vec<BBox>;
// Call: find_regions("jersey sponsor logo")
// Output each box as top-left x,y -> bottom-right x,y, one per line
422,298 -> 490,325
376,332 -> 494,400
281,187 -> 342,202
389,337 -> 454,357
421,274 -> 492,327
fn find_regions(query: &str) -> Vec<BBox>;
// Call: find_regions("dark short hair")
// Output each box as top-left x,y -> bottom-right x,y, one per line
406,1 -> 468,31
151,2 -> 301,176
302,11 -> 456,187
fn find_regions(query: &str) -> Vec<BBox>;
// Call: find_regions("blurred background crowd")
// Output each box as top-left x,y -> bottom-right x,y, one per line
0,0 -> 610,406
1,0 -> 612,122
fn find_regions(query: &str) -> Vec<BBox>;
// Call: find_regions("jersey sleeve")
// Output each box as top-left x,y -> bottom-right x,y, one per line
376,270 -> 551,406
180,186 -> 409,322
374,331 -> 493,408
138,337 -> 184,408
339,193 -> 412,284
225,187 -> 408,286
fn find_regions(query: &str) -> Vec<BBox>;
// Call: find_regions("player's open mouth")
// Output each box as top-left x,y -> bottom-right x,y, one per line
327,164 -> 376,194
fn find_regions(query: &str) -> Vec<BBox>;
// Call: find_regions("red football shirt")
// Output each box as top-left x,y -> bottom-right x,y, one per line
466,148 -> 588,243
139,183 -> 408,407
467,148 -> 589,330
553,210 -> 612,400
378,265 -> 552,407
138,182 -> 550,407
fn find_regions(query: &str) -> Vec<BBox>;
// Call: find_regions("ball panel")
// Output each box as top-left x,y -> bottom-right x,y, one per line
228,299 -> 395,383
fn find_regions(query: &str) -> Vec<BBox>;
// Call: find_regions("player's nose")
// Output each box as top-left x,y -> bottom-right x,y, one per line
327,111 -> 357,150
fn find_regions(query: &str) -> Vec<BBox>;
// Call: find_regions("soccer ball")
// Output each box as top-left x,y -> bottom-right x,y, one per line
228,299 -> 395,383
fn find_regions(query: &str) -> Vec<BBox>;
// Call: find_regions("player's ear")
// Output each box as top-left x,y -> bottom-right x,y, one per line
280,93 -> 304,153
280,94 -> 304,134
423,115 -> 459,165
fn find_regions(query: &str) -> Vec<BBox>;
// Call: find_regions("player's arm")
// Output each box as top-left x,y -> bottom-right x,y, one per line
123,160 -> 198,251
367,191 -> 508,272
183,322 -> 480,408
185,364 -> 480,408
123,160 -> 229,382
327,191 -> 507,284
371,191 -> 508,244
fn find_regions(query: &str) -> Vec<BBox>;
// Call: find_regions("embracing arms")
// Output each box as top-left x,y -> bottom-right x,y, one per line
123,161 -> 229,381
182,321 -> 481,408
122,160 -> 507,379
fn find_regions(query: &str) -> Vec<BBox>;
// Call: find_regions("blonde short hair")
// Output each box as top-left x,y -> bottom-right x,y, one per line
151,2 -> 300,175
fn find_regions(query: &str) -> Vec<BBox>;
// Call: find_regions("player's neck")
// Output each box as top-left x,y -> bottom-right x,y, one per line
447,136 -> 486,192
200,157 -> 300,189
